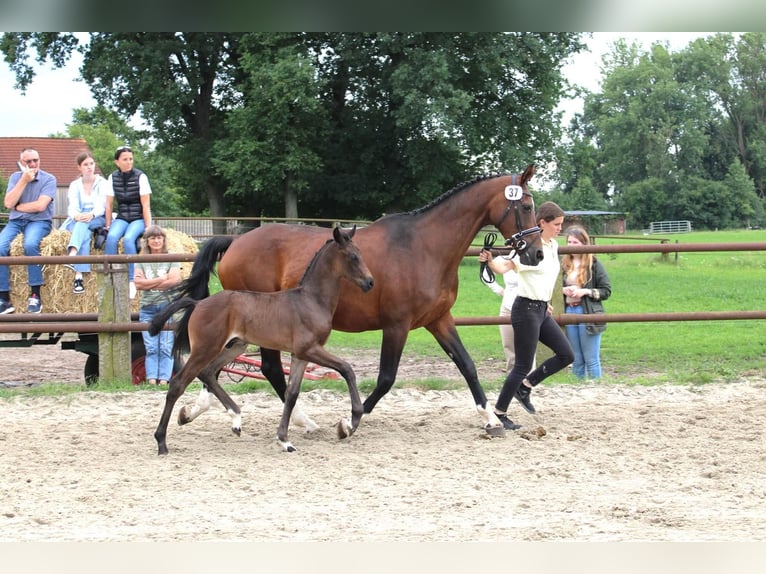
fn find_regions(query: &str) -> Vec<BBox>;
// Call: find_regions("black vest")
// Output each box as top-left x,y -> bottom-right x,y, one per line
111,168 -> 145,222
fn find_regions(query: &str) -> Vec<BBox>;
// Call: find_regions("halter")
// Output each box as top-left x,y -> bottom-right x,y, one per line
480,175 -> 541,283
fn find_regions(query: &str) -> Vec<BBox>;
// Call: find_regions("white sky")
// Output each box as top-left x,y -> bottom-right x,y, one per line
0,33 -> 712,138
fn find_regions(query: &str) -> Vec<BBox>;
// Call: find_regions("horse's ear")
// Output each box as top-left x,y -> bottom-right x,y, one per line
348,225 -> 356,239
333,225 -> 342,244
522,164 -> 536,185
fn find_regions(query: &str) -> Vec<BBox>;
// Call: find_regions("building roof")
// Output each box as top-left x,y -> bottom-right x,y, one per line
0,136 -> 93,186
565,210 -> 625,216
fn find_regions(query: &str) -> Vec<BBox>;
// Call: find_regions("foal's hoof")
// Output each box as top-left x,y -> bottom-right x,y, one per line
484,424 -> 506,438
336,418 -> 354,439
178,406 -> 191,426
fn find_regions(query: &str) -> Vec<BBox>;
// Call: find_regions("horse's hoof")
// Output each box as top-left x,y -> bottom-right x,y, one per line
485,424 -> 506,438
178,406 -> 190,426
336,418 -> 353,439
286,445 -> 296,453
158,446 -> 169,456
232,426 -> 241,437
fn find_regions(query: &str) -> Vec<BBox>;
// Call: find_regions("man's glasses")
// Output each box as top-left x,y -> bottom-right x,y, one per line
23,159 -> 40,165
115,146 -> 132,154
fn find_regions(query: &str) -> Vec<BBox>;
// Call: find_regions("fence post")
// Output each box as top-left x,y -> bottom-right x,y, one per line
95,263 -> 131,382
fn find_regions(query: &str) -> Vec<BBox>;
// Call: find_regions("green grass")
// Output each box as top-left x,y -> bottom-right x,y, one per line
2,229 -> 764,397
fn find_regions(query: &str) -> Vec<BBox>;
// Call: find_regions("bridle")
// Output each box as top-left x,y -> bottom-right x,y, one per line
480,175 -> 541,284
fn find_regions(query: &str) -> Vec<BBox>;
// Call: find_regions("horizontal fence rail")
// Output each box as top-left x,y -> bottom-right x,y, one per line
1,243 -> 764,339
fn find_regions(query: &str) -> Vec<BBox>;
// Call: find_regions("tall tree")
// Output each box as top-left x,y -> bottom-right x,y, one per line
2,32 -> 585,224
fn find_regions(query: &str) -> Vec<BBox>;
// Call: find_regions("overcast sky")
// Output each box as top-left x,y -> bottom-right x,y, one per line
0,33 -> 712,139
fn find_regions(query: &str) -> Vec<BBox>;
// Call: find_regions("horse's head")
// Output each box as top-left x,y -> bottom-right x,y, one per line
333,225 -> 375,293
488,164 -> 544,266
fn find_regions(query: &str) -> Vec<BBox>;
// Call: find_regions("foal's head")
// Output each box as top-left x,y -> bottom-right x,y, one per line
332,225 -> 375,293
300,226 -> 375,293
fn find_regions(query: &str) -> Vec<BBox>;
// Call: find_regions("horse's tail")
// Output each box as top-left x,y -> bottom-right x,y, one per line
176,235 -> 235,300
148,297 -> 199,355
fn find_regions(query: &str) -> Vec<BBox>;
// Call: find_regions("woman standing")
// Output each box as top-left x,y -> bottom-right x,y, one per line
61,151 -> 108,294
561,225 -> 612,380
481,267 -> 535,373
134,225 -> 181,386
479,201 -> 574,429
104,145 -> 152,299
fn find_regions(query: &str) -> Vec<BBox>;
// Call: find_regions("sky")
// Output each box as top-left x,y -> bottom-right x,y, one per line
0,32 -> 713,139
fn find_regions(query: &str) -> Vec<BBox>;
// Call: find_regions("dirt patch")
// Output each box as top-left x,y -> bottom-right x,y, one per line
1,343 -> 765,542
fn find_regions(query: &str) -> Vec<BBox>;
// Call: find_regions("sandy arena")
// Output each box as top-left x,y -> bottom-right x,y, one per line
1,344 -> 765,543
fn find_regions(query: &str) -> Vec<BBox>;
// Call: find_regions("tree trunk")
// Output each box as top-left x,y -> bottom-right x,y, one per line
284,172 -> 298,222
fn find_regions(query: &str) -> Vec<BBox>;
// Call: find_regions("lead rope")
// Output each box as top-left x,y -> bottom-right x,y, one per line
480,232 -> 498,283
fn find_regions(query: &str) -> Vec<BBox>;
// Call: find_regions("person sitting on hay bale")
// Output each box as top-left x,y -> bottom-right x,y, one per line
0,147 -> 56,314
7,227 -> 198,315
60,151 -> 108,295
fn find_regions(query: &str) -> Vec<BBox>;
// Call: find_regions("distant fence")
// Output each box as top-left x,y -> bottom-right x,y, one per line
647,220 -> 692,234
2,241 -> 766,336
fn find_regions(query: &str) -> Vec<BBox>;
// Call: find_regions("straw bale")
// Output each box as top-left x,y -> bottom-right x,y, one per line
8,228 -> 198,314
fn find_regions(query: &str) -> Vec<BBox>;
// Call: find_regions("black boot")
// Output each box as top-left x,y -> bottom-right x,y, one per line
514,381 -> 536,414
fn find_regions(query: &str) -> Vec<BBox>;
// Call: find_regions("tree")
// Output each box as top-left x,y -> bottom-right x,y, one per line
2,32 -> 585,225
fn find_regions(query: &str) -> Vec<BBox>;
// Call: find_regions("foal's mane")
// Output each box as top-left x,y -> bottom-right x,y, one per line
297,236 -> 336,285
380,172 -> 512,221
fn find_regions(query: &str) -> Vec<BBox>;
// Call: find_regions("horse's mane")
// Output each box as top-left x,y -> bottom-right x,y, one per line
298,236 -> 336,285
378,172 -> 512,221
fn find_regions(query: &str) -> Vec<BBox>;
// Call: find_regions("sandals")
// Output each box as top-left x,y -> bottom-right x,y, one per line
158,380 -> 169,386
147,379 -> 157,385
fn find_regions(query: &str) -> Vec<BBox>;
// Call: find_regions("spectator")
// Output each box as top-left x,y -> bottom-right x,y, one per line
0,147 -> 56,314
561,225 -> 612,380
104,145 -> 152,300
134,225 -> 181,385
61,151 -> 108,294
481,267 -> 535,373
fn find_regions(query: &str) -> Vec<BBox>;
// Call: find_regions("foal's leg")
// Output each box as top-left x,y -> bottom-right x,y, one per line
179,342 -> 246,438
261,347 -> 319,433
155,357 -> 210,455
276,357 -> 309,452
302,346 -> 363,440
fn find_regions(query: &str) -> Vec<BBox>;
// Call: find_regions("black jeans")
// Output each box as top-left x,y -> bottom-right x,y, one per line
495,296 -> 574,412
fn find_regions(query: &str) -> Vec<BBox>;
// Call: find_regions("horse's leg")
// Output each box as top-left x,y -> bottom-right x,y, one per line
276,357 -> 309,452
362,326 -> 408,414
154,359 -> 207,455
301,347 -> 363,440
261,347 -> 319,433
425,316 -> 504,434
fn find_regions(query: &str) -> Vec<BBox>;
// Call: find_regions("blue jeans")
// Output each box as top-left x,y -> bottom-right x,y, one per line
495,296 -> 574,412
105,219 -> 145,281
140,303 -> 175,381
0,219 -> 52,291
67,216 -> 106,273
565,305 -> 603,379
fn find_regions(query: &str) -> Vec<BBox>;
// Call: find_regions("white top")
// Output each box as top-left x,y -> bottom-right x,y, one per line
511,237 -> 560,302
66,175 -> 108,219
483,267 -> 520,309
105,172 -> 153,196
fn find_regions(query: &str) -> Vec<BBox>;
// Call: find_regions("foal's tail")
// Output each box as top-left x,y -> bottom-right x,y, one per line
175,235 -> 235,300
148,297 -> 199,355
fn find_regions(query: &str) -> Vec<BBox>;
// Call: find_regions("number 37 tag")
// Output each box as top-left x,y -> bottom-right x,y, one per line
504,185 -> 523,201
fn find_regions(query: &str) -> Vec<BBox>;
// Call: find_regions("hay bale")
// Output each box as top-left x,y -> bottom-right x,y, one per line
9,228 -> 198,314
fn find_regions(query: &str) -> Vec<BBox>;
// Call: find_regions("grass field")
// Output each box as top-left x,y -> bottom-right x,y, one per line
324,228 -> 766,388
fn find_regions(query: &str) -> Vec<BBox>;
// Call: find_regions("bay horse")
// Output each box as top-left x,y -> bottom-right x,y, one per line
148,226 -> 374,454
176,165 -> 542,435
